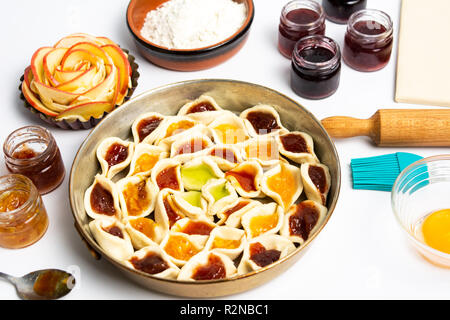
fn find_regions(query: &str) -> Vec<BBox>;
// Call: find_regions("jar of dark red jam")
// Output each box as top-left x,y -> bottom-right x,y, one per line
322,0 -> 367,24
278,0 -> 326,59
290,35 -> 341,99
3,126 -> 65,194
343,9 -> 393,72
0,174 -> 49,249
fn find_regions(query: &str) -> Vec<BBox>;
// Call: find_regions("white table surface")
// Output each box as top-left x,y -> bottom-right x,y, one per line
1,0 -> 448,300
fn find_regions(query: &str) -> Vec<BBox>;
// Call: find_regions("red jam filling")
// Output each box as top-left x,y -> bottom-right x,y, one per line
90,183 -> 116,216
343,19 -> 393,71
192,254 -> 226,280
209,148 -> 238,163
222,200 -> 250,218
249,242 -> 281,267
289,202 -> 320,240
225,170 -> 256,192
156,166 -> 180,190
105,143 -> 128,168
137,116 -> 163,142
130,252 -> 170,275
278,8 -> 325,58
163,196 -> 183,227
176,139 -> 207,155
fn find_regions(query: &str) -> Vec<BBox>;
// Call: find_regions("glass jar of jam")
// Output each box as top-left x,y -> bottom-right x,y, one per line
0,174 -> 49,249
278,0 -> 326,59
343,9 -> 393,72
290,35 -> 341,99
3,126 -> 65,194
322,0 -> 367,24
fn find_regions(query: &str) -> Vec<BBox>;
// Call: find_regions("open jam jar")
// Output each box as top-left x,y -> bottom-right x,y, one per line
278,0 -> 326,59
3,126 -> 65,194
322,0 -> 367,24
290,35 -> 341,99
0,174 -> 49,249
343,9 -> 393,72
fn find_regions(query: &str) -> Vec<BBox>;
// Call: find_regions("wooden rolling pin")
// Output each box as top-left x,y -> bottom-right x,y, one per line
321,109 -> 450,147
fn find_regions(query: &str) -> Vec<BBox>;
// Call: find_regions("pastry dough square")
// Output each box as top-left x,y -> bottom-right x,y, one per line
395,0 -> 450,107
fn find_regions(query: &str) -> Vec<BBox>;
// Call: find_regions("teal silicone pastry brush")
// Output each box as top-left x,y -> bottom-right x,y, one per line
351,152 -> 426,191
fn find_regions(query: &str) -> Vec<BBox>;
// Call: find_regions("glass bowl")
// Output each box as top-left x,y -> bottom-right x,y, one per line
392,155 -> 450,267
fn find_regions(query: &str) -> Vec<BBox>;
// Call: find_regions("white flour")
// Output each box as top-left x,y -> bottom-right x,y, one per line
140,0 -> 247,49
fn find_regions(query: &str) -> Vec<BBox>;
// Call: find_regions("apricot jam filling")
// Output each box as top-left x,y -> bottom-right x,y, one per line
132,154 -> 160,175
266,164 -> 297,208
249,212 -> 279,237
130,217 -> 158,240
123,180 -> 150,216
212,237 -> 241,250
163,234 -> 200,261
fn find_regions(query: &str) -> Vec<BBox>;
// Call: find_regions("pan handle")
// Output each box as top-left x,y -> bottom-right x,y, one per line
74,222 -> 101,260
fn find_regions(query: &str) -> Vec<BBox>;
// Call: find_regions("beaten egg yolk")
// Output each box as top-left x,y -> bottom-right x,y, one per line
422,209 -> 450,254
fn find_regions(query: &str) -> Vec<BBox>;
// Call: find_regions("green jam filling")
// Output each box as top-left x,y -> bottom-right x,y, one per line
209,183 -> 230,201
181,164 -> 218,190
181,191 -> 203,208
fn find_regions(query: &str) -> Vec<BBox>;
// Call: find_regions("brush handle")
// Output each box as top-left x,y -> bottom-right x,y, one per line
321,109 -> 450,147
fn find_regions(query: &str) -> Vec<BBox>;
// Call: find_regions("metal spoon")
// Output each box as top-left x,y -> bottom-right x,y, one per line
0,269 -> 75,300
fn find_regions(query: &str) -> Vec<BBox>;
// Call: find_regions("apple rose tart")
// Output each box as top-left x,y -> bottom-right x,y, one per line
21,33 -> 138,128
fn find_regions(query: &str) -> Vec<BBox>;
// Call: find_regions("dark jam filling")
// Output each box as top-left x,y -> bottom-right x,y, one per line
289,202 -> 320,240
225,170 -> 256,192
249,242 -> 281,268
181,221 -> 214,236
137,117 -> 163,142
300,46 -> 335,63
130,252 -> 170,275
156,166 -> 180,190
105,143 -> 128,168
192,254 -> 226,280
280,133 -> 308,153
246,111 -> 280,134
308,165 -> 327,193
209,148 -> 238,163
103,225 -> 124,239
278,8 -> 325,58
187,102 -> 216,113
323,0 -> 367,24
176,139 -> 207,155
291,45 -> 340,99
90,183 -> 116,216
222,200 -> 250,218
343,20 -> 392,71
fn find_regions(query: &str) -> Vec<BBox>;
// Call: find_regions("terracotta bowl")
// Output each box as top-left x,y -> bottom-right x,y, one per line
126,0 -> 255,71
69,79 -> 341,297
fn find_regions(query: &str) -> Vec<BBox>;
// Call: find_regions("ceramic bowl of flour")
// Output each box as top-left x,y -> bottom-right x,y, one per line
126,0 -> 254,71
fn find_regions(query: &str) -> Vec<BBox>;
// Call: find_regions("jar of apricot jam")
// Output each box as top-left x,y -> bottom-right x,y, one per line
290,35 -> 341,99
322,0 -> 367,24
3,126 -> 65,194
0,174 -> 49,249
278,0 -> 326,59
343,9 -> 393,72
